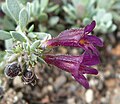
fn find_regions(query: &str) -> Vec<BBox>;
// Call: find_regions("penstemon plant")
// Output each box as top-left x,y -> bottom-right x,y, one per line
0,0 -> 103,88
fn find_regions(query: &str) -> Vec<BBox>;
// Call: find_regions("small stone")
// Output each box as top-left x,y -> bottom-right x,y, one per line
89,79 -> 98,86
13,76 -> 24,88
117,31 -> 120,38
97,80 -> 104,90
68,84 -> 77,92
42,86 -> 49,95
67,97 -> 75,104
71,48 -> 78,55
111,44 -> 120,56
108,34 -> 116,44
17,92 -> 23,99
105,78 -> 116,88
14,96 -> 18,103
41,95 -> 50,103
58,47 -> 67,54
111,93 -> 120,104
85,89 -> 94,103
47,85 -> 53,92
101,97 -> 107,104
54,75 -> 67,90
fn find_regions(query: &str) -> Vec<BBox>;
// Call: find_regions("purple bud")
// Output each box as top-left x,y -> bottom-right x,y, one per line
4,62 -> 21,79
22,69 -> 36,85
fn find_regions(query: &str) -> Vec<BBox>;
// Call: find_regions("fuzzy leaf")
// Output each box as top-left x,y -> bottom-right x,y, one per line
1,3 -> 12,18
19,8 -> 29,30
18,0 -> 27,4
3,17 -> 15,30
0,30 -> 12,40
5,38 -> 13,50
37,57 -> 47,65
35,32 -> 51,41
40,0 -> 49,12
28,25 -> 34,32
30,40 -> 40,51
10,31 -> 26,42
49,16 -> 59,26
39,13 -> 48,22
6,0 -> 21,22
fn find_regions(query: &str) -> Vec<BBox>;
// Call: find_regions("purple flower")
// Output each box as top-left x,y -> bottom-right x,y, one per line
44,52 -> 100,88
42,21 -> 103,56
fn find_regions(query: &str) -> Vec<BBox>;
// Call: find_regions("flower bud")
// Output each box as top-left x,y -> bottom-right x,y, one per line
22,69 -> 36,85
4,62 -> 21,79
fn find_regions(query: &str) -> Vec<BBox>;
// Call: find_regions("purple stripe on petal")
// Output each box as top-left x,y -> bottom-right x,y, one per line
45,29 -> 84,47
58,28 -> 84,37
44,54 -> 83,73
84,20 -> 96,34
72,73 -> 89,89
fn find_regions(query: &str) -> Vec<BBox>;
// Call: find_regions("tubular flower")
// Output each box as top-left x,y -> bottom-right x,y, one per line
42,21 -> 103,56
44,52 -> 100,88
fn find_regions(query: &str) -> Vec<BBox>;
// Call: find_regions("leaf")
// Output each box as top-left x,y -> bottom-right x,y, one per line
0,30 -> 12,40
39,13 -> 48,22
37,57 -> 47,65
18,0 -> 27,4
3,16 -> 15,30
31,0 -> 40,17
46,5 -> 59,13
6,0 -> 21,22
30,40 -> 40,51
10,31 -> 26,42
35,32 -> 51,41
63,6 -> 76,20
83,18 -> 91,25
5,38 -> 13,50
49,16 -> 59,26
109,25 -> 117,32
26,2 -> 31,18
19,8 -> 29,30
28,25 -> 34,32
0,51 -> 6,62
1,3 -> 13,18
40,0 -> 49,12
28,32 -> 36,39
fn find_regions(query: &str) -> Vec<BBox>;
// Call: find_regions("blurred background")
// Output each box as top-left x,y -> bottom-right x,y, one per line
0,0 -> 120,104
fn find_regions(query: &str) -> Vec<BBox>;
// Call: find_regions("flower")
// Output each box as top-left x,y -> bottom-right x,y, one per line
44,52 -> 100,88
42,21 -> 103,56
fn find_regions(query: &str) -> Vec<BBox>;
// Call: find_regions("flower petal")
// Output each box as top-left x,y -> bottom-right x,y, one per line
79,65 -> 98,75
44,29 -> 84,48
88,44 -> 100,56
44,54 -> 83,73
87,35 -> 103,47
82,52 -> 100,66
84,20 -> 96,34
72,73 -> 89,89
